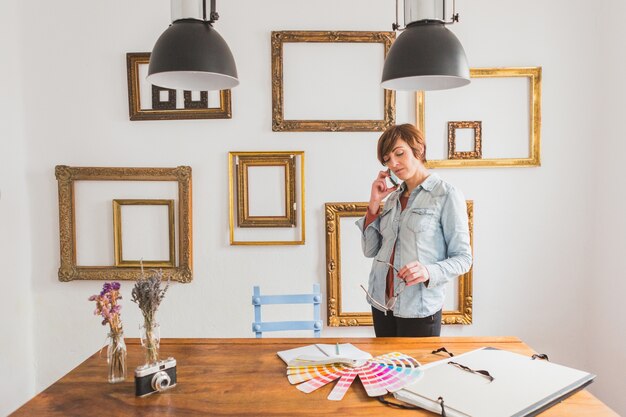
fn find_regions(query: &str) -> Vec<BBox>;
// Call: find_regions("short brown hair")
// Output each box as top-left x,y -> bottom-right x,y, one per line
377,124 -> 427,165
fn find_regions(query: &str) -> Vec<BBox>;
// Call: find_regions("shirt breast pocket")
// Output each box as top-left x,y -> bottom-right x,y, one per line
407,208 -> 437,233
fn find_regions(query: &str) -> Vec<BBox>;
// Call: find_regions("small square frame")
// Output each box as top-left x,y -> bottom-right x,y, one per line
271,31 -> 396,132
55,165 -> 193,282
448,121 -> 482,160
325,201 -> 474,326
113,199 -> 176,267
126,52 -> 232,121
228,151 -> 305,245
416,67 -> 542,168
236,155 -> 296,228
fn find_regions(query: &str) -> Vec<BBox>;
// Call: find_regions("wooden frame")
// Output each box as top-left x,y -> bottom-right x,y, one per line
55,166 -> 193,282
325,201 -> 473,326
271,31 -> 396,132
236,154 -> 296,228
112,199 -> 176,267
416,67 -> 542,168
228,151 -> 305,245
126,52 -> 232,121
448,121 -> 482,160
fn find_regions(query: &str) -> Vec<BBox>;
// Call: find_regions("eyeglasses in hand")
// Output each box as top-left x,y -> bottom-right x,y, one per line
360,260 -> 407,312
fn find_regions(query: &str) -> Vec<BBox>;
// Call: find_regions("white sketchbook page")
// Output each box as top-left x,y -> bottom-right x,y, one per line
277,344 -> 372,366
401,348 -> 594,417
315,344 -> 372,360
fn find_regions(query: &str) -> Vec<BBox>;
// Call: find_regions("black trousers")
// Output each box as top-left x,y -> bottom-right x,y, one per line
372,307 -> 442,337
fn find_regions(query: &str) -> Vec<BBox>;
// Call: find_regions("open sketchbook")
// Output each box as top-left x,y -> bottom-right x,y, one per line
394,347 -> 595,417
277,343 -> 372,367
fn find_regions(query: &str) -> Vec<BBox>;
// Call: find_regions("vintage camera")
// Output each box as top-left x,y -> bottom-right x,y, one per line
135,357 -> 177,397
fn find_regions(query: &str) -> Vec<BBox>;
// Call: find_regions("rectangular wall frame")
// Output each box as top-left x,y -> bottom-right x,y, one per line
271,31 -> 396,132
416,67 -> 542,168
113,199 -> 176,268
325,201 -> 473,326
55,166 -> 193,282
126,52 -> 232,121
228,151 -> 305,245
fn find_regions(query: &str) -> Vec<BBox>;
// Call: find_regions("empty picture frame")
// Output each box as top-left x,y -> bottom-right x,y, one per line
126,52 -> 232,121
113,199 -> 176,267
228,151 -> 305,245
271,31 -> 396,132
236,154 -> 296,228
416,67 -> 542,167
448,121 -> 482,160
325,201 -> 474,326
55,165 -> 193,282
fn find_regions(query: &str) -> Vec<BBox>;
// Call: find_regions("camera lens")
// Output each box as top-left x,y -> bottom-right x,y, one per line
151,371 -> 171,392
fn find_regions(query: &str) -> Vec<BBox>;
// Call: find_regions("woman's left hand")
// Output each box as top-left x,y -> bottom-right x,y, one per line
398,261 -> 430,286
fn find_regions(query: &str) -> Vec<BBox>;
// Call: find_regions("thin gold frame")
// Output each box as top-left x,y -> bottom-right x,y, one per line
126,52 -> 232,121
325,201 -> 474,326
113,199 -> 176,267
448,121 -> 482,160
416,67 -> 542,168
271,31 -> 396,132
55,166 -> 193,282
236,155 -> 296,228
228,151 -> 305,245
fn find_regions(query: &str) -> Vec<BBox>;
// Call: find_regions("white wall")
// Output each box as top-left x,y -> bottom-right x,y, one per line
586,0 -> 626,412
0,0 -> 35,414
2,0 -> 623,415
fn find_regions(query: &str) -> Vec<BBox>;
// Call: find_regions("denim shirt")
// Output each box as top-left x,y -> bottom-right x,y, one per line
355,173 -> 472,318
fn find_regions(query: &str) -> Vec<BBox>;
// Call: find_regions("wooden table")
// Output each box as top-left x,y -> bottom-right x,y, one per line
13,337 -> 617,416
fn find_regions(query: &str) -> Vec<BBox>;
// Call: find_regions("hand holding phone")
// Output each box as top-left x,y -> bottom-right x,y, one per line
386,169 -> 400,187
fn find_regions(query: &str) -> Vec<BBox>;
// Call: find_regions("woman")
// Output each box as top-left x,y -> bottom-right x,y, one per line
356,124 -> 472,337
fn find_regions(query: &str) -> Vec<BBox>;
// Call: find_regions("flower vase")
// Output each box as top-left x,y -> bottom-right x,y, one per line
107,331 -> 127,383
140,322 -> 161,365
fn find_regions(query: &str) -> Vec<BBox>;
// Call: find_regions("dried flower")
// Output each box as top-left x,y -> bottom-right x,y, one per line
131,269 -> 169,327
89,281 -> 123,335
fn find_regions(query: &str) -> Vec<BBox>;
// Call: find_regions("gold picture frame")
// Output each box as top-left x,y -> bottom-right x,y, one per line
55,166 -> 193,282
448,121 -> 482,160
325,201 -> 474,326
228,151 -> 305,245
112,199 -> 176,267
416,67 -> 542,168
236,154 -> 296,228
271,31 -> 396,132
126,52 -> 232,121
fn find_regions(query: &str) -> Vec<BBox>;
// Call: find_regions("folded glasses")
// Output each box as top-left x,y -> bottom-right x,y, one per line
360,260 -> 407,313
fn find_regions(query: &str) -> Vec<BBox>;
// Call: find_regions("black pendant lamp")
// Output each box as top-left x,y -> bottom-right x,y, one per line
147,0 -> 239,91
381,0 -> 470,91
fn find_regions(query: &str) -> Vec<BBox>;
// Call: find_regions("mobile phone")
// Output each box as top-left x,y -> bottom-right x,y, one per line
386,169 -> 399,187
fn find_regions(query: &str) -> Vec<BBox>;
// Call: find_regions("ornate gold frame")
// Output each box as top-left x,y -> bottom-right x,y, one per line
271,31 -> 396,132
112,199 -> 176,267
325,201 -> 474,326
126,52 -> 232,121
228,152 -> 305,245
448,121 -> 482,160
55,166 -> 193,282
236,154 -> 296,228
416,67 -> 542,168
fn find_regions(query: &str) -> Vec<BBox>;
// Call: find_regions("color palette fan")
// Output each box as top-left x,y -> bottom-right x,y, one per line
287,352 -> 422,401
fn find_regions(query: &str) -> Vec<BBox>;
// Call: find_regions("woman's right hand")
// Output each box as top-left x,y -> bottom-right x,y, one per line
368,171 -> 397,214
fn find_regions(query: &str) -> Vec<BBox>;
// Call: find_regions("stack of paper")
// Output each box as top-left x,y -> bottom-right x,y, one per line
277,343 -> 372,367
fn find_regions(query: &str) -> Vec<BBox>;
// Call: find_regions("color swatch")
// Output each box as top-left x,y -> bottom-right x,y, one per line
286,352 -> 422,401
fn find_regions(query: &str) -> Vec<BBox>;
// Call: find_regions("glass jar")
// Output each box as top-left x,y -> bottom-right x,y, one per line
107,331 -> 127,383
139,322 -> 161,365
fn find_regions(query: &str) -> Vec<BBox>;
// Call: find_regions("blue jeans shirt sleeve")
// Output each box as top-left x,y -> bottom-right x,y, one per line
355,215 -> 382,258
424,187 -> 473,288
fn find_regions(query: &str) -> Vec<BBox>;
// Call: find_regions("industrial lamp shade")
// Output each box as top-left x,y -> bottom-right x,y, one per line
147,19 -> 239,91
381,22 -> 470,91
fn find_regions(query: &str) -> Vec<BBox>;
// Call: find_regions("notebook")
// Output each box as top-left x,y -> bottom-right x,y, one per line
393,347 -> 595,417
277,343 -> 372,367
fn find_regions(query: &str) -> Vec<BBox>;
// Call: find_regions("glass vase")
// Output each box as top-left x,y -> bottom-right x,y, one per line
107,331 -> 127,383
140,322 -> 161,365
